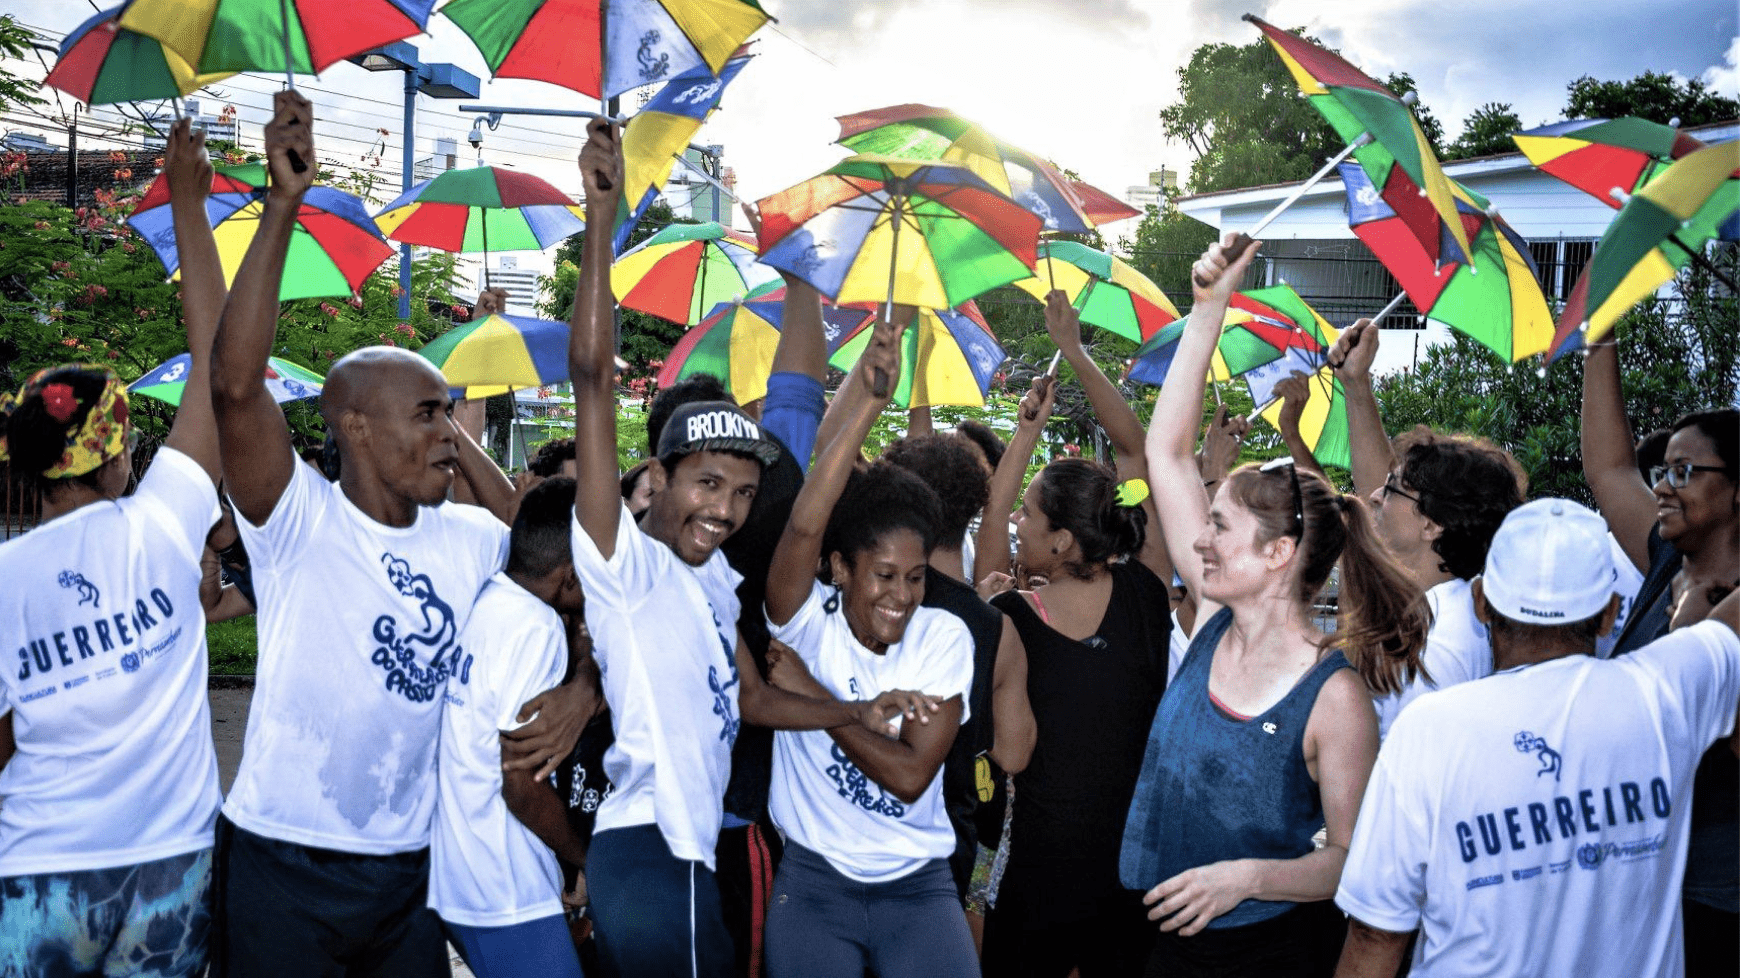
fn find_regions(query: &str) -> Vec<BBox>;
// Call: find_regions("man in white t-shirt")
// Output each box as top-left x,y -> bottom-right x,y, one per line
432,479 -> 593,978
208,92 -> 590,977
1329,321 -> 1527,737
566,121 -> 917,978
1333,498 -> 1740,978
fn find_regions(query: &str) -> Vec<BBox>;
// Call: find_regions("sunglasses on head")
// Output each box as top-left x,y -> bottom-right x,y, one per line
1259,457 -> 1304,537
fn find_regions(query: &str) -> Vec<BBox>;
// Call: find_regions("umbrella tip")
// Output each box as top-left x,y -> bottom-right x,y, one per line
1401,91 -> 1419,107
1241,12 -> 1259,23
1669,116 -> 1681,128
1608,186 -> 1630,204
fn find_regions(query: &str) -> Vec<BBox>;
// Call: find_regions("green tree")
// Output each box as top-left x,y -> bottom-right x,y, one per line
1159,31 -> 1442,194
1372,247 -> 1739,503
1445,102 -> 1523,161
1564,71 -> 1739,127
0,16 -> 46,115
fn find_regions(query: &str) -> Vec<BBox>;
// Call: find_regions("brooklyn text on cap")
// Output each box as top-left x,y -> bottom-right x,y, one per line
656,400 -> 782,469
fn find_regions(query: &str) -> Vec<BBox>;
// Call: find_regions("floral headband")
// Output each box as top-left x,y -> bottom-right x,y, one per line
0,365 -> 130,479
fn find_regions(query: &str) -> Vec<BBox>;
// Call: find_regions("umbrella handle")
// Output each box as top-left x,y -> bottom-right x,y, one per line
871,368 -> 891,398
1193,233 -> 1254,288
286,149 -> 308,174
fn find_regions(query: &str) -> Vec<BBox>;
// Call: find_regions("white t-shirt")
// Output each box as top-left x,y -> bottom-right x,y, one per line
1337,621 -> 1740,978
225,457 -> 508,854
430,574 -> 570,927
570,503 -> 743,870
1595,533 -> 1646,660
1373,578 -> 1492,740
0,448 -> 220,875
768,581 -> 974,883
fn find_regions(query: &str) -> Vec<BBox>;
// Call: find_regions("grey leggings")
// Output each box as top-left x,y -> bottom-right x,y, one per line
764,841 -> 980,978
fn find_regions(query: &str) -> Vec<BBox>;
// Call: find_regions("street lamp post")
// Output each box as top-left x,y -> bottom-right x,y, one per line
349,43 -> 480,321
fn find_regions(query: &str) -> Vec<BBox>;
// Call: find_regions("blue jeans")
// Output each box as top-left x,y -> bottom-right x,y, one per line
764,842 -> 979,978
586,825 -> 732,978
0,847 -> 212,978
444,915 -> 583,978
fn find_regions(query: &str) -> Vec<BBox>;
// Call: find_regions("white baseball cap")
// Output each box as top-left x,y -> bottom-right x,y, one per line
1480,498 -> 1616,625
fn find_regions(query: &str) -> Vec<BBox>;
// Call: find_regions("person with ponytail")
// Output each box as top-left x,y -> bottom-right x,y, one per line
1124,235 -> 1428,977
973,292 -> 1175,977
0,120 -> 227,972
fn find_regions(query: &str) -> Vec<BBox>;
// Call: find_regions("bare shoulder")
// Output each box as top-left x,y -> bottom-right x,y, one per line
1307,666 -> 1379,736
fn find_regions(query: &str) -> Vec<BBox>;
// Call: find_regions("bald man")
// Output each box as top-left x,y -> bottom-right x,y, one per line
207,92 -> 590,978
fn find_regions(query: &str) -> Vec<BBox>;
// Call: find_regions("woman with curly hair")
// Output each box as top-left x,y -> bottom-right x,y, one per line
1125,236 -> 1428,977
972,292 -> 1174,977
0,121 -> 227,974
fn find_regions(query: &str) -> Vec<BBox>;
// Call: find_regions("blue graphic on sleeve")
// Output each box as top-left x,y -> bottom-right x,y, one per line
825,743 -> 907,818
59,570 -> 100,609
1514,730 -> 1562,781
708,606 -> 740,746
369,553 -> 471,703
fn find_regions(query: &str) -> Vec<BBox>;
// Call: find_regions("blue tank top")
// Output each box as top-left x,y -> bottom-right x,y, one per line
1118,608 -> 1350,929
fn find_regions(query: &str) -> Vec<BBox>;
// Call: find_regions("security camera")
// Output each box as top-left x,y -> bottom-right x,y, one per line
468,123 -> 484,150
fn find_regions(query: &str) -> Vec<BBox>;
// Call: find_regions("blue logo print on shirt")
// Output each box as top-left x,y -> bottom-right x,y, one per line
369,553 -> 471,703
708,607 -> 740,747
825,743 -> 907,818
59,570 -> 100,609
1514,730 -> 1562,781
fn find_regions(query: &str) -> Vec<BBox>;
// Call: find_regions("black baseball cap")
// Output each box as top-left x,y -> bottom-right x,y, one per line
655,401 -> 782,469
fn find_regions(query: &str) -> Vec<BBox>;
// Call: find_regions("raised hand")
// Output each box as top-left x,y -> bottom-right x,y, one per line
1017,374 -> 1056,428
1190,231 -> 1261,305
1329,318 -> 1380,383
858,305 -> 910,400
1043,289 -> 1084,356
264,90 -> 315,200
579,119 -> 623,207
164,118 -> 212,205
474,287 -> 510,318
1197,402 -> 1249,485
1276,371 -> 1312,429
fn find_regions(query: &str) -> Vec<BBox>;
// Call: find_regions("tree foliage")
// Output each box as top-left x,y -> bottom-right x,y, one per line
1159,31 -> 1441,195
1564,71 -> 1739,127
1445,102 -> 1524,161
0,16 -> 46,115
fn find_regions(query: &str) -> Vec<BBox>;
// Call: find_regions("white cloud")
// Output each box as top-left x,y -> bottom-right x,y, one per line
1704,37 -> 1740,100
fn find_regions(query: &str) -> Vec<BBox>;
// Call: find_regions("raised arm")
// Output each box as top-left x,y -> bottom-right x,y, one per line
1328,320 -> 1392,499
211,91 -> 313,524
1044,289 -> 1171,579
452,418 -> 516,524
1580,339 -> 1654,570
1275,372 -> 1328,482
766,308 -> 907,626
161,119 -> 224,485
1145,234 -> 1259,603
570,120 -> 626,557
971,377 -> 1055,590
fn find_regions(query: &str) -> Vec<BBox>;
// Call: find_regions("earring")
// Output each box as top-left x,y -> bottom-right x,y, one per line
823,586 -> 841,614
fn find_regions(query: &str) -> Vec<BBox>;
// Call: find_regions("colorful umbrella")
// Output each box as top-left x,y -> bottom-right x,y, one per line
835,104 -> 1116,234
1341,162 -> 1553,361
119,0 -> 434,79
374,167 -> 584,283
613,47 -> 753,253
45,2 -> 233,107
127,162 -> 394,301
654,292 -> 863,404
1516,117 -> 1738,242
611,221 -> 779,325
1247,15 -> 1472,269
1549,142 -> 1740,358
416,313 -> 570,399
441,0 -> 769,101
1252,365 -> 1350,469
130,352 -> 322,406
1064,177 -> 1143,226
827,301 -> 1006,409
1126,285 -> 1333,388
755,155 -> 1042,311
1011,240 -> 1179,344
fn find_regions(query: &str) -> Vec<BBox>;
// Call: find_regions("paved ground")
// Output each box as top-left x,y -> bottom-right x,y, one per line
208,684 -> 476,978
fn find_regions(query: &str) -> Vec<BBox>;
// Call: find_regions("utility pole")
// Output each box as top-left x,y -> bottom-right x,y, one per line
64,104 -> 78,208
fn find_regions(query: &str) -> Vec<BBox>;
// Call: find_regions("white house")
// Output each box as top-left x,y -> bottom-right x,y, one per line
1174,121 -> 1736,369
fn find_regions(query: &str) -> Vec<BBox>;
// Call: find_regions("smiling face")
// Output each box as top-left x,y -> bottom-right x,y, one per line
1194,484 -> 1294,605
1013,474 -> 1064,576
830,528 -> 929,653
1654,426 -> 1739,547
643,450 -> 761,566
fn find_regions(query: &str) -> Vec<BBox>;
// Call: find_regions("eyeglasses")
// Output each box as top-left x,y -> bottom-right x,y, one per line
1260,457 -> 1305,537
1382,474 -> 1421,506
1649,462 -> 1728,489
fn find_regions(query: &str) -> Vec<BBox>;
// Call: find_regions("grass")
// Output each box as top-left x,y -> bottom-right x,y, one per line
207,617 -> 259,675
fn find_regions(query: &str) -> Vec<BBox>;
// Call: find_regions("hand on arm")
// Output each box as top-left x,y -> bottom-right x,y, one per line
828,695 -> 965,805
1580,340 -> 1653,570
570,121 -> 627,557
501,653 -> 603,781
1329,320 -> 1392,499
765,308 -> 908,627
971,376 -> 1055,588
211,91 -> 314,525
163,118 -> 224,484
1145,233 -> 1258,604
1275,372 -> 1328,481
748,638 -> 941,733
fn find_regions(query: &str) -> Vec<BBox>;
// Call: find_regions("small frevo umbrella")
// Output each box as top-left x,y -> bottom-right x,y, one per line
131,352 -> 322,406
374,166 -> 585,287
